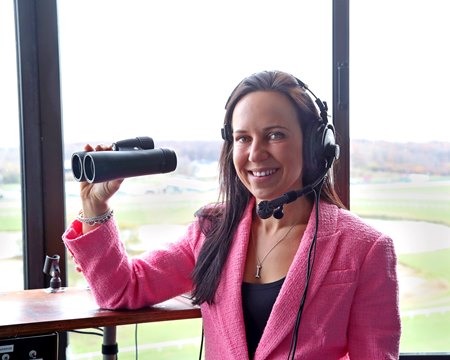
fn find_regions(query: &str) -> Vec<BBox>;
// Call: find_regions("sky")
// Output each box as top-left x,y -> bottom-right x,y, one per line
1,0 -> 449,148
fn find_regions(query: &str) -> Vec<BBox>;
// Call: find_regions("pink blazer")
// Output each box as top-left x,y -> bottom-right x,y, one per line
63,199 -> 401,359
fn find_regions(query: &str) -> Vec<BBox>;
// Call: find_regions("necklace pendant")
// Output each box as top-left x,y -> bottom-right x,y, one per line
255,264 -> 262,279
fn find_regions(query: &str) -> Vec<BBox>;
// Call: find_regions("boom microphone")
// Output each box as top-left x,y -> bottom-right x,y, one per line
256,167 -> 329,220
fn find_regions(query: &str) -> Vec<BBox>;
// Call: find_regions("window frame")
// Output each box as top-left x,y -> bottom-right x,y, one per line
14,0 -> 67,357
332,0 -> 350,209
12,0 -> 448,358
15,0 -> 66,290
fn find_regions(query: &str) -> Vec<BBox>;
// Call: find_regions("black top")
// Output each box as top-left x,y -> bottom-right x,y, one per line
242,277 -> 285,359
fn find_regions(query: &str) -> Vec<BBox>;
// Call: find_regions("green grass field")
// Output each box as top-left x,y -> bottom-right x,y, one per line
1,178 -> 449,354
397,249 -> 450,351
68,319 -> 204,359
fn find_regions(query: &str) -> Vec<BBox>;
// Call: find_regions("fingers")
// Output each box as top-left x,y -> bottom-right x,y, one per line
107,178 -> 125,194
94,144 -> 113,151
78,142 -> 122,213
83,143 -> 113,152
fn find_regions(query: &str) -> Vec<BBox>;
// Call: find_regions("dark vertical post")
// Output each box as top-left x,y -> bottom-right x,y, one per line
332,0 -> 350,208
14,0 -> 67,356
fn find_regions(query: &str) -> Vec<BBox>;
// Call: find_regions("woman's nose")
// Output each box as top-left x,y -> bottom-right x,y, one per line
248,139 -> 269,162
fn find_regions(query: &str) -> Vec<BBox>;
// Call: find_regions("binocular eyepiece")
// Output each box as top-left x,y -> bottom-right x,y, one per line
71,136 -> 177,183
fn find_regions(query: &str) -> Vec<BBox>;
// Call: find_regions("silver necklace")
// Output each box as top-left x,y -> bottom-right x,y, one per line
253,224 -> 296,279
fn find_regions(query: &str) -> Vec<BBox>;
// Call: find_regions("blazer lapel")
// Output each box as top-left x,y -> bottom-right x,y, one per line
207,199 -> 254,359
256,201 -> 341,359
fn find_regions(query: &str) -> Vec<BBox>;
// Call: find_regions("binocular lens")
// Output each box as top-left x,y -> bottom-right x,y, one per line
83,155 -> 96,183
71,151 -> 87,182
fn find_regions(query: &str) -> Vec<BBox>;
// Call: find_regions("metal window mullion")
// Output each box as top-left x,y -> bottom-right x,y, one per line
332,0 -> 350,209
14,0 -> 66,290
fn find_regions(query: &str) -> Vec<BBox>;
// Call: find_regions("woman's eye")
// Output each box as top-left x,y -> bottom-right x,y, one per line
235,135 -> 250,143
268,132 -> 284,140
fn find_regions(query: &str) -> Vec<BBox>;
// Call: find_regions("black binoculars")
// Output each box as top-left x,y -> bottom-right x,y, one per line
71,136 -> 177,183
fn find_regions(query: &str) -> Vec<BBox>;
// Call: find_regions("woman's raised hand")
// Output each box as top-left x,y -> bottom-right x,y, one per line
79,144 -> 124,228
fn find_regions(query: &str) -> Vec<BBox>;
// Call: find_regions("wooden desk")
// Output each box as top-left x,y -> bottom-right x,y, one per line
0,287 -> 201,359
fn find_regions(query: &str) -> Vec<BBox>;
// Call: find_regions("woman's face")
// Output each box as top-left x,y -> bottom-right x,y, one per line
232,91 -> 304,203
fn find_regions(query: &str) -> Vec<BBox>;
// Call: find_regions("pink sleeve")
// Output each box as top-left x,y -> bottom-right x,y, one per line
347,235 -> 401,358
62,218 -> 203,309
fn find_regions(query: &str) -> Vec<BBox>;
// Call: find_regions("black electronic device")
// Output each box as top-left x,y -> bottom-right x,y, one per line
0,333 -> 58,360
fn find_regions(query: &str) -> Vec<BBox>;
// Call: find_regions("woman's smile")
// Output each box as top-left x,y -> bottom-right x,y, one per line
249,168 -> 278,178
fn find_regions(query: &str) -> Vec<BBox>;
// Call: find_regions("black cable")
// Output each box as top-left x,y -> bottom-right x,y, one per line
68,329 -> 103,337
287,184 -> 322,360
198,322 -> 204,360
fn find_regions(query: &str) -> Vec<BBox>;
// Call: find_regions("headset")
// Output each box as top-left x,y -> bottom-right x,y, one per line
221,72 -> 340,219
219,72 -> 340,358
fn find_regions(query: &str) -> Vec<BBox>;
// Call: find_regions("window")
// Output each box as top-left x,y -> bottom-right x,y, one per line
0,0 -> 23,292
9,0 -> 447,357
57,0 -> 332,357
350,0 -> 450,353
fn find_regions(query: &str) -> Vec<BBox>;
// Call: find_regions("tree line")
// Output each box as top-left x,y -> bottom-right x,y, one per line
350,140 -> 450,176
0,140 -> 449,184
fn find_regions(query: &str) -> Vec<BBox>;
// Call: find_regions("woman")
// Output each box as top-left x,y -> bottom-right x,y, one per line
63,70 -> 401,359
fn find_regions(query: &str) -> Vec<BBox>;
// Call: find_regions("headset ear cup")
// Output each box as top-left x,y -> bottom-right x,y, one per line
303,121 -> 338,185
322,124 -> 339,166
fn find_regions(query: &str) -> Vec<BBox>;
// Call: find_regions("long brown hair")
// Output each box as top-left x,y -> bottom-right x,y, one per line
191,70 -> 344,305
